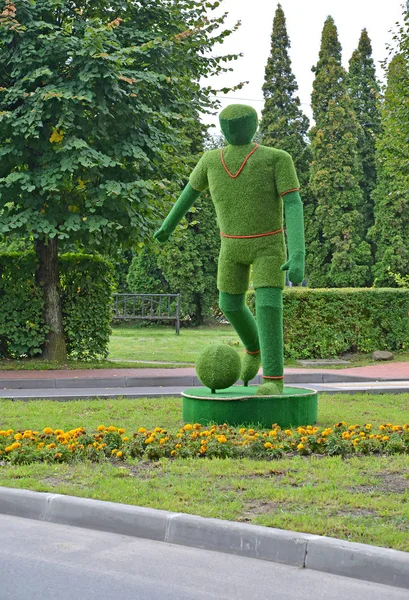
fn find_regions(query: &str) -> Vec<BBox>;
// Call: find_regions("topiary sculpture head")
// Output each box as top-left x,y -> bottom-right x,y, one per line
219,104 -> 258,145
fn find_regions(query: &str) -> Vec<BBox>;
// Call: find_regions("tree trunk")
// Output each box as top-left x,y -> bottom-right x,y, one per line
35,237 -> 67,361
194,293 -> 204,326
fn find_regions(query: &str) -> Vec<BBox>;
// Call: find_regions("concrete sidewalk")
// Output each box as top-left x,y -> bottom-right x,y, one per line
0,362 -> 407,400
1,362 -> 406,397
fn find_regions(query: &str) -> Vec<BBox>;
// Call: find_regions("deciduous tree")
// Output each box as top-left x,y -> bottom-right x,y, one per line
0,0 -> 239,358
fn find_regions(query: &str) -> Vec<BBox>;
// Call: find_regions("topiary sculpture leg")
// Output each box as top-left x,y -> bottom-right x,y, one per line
255,287 -> 284,394
219,291 -> 261,385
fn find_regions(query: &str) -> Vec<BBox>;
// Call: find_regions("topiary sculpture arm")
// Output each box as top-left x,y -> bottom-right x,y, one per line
154,182 -> 202,243
280,190 -> 305,284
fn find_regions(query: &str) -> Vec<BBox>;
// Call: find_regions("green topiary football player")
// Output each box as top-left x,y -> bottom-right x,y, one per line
154,104 -> 305,394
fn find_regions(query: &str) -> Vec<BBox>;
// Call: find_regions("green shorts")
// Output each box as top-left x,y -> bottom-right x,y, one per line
217,233 -> 286,294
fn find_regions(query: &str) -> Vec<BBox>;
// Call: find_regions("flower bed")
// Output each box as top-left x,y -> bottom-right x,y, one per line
1,422 -> 409,464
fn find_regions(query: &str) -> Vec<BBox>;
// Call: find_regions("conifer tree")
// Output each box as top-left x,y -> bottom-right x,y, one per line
371,54 -> 409,285
259,3 -> 310,187
348,29 -> 381,233
308,16 -> 371,287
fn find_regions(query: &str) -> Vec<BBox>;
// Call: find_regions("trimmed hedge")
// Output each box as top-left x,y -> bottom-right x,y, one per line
0,252 -> 114,359
247,288 -> 409,359
0,253 -> 45,358
60,254 -> 115,360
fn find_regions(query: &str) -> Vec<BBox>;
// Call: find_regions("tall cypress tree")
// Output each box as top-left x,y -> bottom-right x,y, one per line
259,3 -> 310,187
371,54 -> 409,285
308,16 -> 371,287
348,29 -> 381,234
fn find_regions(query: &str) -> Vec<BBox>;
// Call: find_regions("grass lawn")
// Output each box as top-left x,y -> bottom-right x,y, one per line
0,323 -> 407,370
108,323 -> 241,364
108,324 -> 409,367
1,392 -> 409,551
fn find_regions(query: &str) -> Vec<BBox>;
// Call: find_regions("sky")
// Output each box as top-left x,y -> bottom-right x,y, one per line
202,0 -> 405,132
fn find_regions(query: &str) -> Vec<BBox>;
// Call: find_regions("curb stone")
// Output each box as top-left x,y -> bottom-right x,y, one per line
0,487 -> 408,589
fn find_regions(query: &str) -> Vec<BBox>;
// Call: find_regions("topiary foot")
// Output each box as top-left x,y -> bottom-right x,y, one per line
241,351 -> 261,386
256,378 -> 284,395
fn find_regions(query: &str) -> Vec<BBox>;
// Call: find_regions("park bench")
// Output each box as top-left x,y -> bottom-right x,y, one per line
112,293 -> 181,334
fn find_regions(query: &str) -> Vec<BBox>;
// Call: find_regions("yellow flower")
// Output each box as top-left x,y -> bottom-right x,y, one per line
239,428 -> 246,434
144,437 -> 155,444
171,450 -> 176,456
159,438 -> 166,445
118,428 -> 126,434
176,433 -> 183,438
97,425 -> 105,431
46,443 -> 56,449
138,427 -> 147,433
297,443 -> 304,450
382,436 -> 389,442
107,426 -> 117,432
116,451 -> 123,458
37,442 -> 45,449
264,442 -> 273,449
284,430 -> 293,436
183,424 -> 193,431
216,435 -> 227,443
4,446 -> 13,452
54,429 -> 64,436
111,449 -> 118,455
199,446 -> 207,454
365,424 -> 372,430
54,453 -> 62,459
14,433 -> 23,440
49,127 -> 64,144
175,443 -> 182,449
122,436 -> 129,442
43,428 -> 54,434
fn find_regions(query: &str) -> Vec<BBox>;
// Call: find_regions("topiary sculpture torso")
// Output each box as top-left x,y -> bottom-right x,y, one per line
155,104 -> 305,393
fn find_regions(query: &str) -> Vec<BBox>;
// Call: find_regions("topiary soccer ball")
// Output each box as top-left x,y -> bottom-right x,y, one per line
195,344 -> 241,392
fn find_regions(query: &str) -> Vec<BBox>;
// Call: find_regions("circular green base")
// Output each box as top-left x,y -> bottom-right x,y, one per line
182,386 -> 318,428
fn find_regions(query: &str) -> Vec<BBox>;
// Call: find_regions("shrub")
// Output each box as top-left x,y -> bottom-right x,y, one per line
246,288 -> 409,358
0,252 -> 114,359
0,253 -> 46,357
60,254 -> 115,359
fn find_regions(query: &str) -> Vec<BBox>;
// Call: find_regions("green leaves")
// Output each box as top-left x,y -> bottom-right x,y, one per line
308,17 -> 371,288
0,0 -> 239,250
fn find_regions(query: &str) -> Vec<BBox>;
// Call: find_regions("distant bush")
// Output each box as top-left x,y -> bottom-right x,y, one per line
0,252 -> 114,359
246,288 -> 409,359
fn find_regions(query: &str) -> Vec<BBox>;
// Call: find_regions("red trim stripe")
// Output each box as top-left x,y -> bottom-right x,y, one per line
245,349 -> 260,355
220,228 -> 283,239
280,188 -> 299,197
220,143 -> 259,179
263,375 -> 284,380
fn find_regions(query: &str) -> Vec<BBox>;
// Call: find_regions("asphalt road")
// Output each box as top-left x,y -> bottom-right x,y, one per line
1,515 -> 408,600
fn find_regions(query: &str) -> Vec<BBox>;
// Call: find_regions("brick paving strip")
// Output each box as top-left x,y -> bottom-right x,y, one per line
0,362 -> 407,381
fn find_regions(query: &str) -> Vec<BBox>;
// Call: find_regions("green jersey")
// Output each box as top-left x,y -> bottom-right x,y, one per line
189,143 -> 299,237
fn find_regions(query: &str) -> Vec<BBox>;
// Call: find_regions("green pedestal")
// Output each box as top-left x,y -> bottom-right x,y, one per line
182,386 -> 318,428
